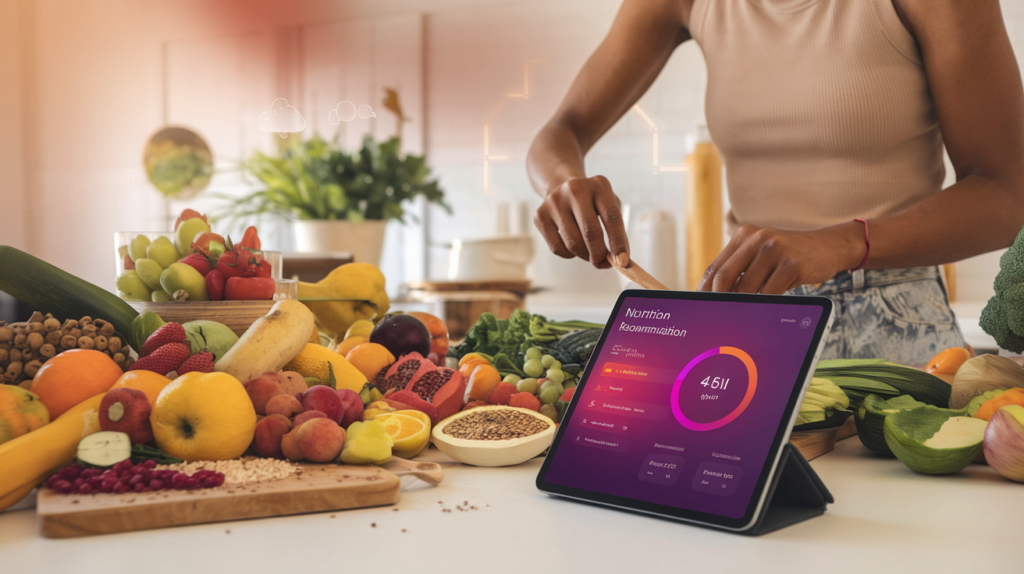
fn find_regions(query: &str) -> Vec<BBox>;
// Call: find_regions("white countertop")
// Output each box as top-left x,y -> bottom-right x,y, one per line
0,437 -> 1017,574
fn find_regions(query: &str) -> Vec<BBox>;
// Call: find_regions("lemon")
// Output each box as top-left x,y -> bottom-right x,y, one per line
151,372 -> 256,461
374,410 -> 430,459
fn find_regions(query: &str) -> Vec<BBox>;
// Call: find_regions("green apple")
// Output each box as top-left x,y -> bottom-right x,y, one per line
160,262 -> 209,301
147,236 -> 181,269
129,235 -> 151,262
134,258 -> 164,290
151,289 -> 172,302
115,271 -> 153,301
176,217 -> 212,255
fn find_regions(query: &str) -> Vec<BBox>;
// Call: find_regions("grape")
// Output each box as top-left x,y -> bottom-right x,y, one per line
524,359 -> 544,377
526,347 -> 543,360
517,378 -> 540,395
539,386 -> 561,405
545,369 -> 565,385
563,381 -> 577,391
503,374 -> 521,385
540,404 -> 560,422
540,380 -> 564,396
541,354 -> 556,368
551,361 -> 561,371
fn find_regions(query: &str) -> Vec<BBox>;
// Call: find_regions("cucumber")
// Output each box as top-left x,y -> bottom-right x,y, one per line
0,246 -> 139,349
815,363 -> 951,407
77,431 -> 132,469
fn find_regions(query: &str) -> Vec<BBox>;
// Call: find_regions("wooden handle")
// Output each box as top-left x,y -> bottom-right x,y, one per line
606,254 -> 670,291
381,458 -> 445,486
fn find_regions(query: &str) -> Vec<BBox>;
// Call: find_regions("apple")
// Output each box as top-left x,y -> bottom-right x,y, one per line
336,389 -> 363,429
302,386 -> 344,424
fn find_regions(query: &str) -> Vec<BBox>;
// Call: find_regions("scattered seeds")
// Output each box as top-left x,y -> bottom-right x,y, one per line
156,457 -> 295,485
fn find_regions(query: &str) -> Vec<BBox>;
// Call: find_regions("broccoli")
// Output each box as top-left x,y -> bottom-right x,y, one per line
980,226 -> 1024,352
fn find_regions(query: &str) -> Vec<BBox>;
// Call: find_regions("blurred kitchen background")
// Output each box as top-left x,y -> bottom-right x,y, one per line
1,0 -> 1021,346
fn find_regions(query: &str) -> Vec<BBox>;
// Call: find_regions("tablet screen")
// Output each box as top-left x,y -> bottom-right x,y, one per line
538,292 -> 828,526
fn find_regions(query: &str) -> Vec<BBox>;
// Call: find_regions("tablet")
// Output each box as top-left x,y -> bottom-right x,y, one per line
536,290 -> 834,531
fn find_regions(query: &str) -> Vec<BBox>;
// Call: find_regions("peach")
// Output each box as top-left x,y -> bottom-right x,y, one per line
278,371 -> 308,398
99,387 -> 154,445
295,418 -> 345,463
336,388 -> 364,429
281,429 -> 303,461
266,394 -> 303,419
252,414 -> 292,458
293,409 -> 328,429
245,372 -> 285,415
302,385 -> 344,424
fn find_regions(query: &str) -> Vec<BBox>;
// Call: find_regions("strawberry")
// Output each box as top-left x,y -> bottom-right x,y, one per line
128,343 -> 190,376
177,351 -> 215,374
141,323 -> 187,358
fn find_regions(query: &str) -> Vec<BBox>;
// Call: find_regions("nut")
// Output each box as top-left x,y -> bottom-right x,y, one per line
6,362 -> 23,377
94,335 -> 108,351
28,311 -> 44,323
80,316 -> 92,326
60,335 -> 78,349
12,324 -> 27,335
62,319 -> 79,331
0,327 -> 13,343
77,336 -> 95,350
0,348 -> 7,362
27,332 -> 44,350
82,324 -> 97,337
107,337 -> 122,354
45,331 -> 62,346
21,349 -> 33,361
24,360 -> 43,378
9,349 -> 21,363
43,317 -> 60,332
39,343 -> 56,358
13,333 -> 27,348
69,328 -> 82,339
28,322 -> 44,333
98,321 -> 115,337
112,353 -> 126,366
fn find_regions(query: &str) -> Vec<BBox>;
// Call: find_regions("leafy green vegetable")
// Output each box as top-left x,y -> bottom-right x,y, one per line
980,225 -> 1024,352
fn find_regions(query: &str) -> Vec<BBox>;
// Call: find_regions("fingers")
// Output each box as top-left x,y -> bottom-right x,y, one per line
534,210 -> 573,259
594,176 -> 630,267
760,260 -> 800,294
733,238 -> 782,294
698,225 -> 758,291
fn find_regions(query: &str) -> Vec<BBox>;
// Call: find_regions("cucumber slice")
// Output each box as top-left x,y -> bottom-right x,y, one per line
77,431 -> 132,468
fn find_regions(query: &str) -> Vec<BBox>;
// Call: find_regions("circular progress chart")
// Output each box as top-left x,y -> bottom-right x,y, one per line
670,346 -> 758,431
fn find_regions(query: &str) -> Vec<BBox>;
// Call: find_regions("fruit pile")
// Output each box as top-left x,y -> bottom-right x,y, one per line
1,312 -> 132,385
130,322 -> 215,376
455,346 -> 575,424
116,209 -> 275,302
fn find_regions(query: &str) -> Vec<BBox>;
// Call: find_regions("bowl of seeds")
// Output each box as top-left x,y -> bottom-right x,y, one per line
431,405 -> 556,467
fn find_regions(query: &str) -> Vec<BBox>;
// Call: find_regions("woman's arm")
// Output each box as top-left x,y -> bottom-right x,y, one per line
700,0 -> 1024,294
527,0 -> 691,269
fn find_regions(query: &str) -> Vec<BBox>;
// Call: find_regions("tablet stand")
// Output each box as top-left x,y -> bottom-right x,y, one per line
744,442 -> 834,536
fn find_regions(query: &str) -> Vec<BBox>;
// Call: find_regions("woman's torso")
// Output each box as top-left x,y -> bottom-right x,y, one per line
689,0 -> 945,231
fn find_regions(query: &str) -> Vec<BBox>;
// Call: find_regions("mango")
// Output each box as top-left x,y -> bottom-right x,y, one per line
339,420 -> 392,464
183,320 -> 239,362
0,386 -> 50,445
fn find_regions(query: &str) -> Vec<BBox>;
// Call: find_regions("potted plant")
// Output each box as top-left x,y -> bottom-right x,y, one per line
220,131 -> 449,266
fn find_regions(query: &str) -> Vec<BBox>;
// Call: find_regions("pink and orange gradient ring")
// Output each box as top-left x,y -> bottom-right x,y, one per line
671,346 -> 758,431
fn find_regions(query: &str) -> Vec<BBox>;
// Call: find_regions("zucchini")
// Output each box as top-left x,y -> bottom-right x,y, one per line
0,246 -> 139,349
855,394 -> 926,457
815,363 -> 951,408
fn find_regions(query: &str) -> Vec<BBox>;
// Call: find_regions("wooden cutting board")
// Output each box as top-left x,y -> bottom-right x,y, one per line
37,463 -> 401,538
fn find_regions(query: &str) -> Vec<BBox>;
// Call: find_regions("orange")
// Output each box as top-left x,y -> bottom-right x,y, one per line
459,356 -> 491,380
459,353 -> 488,368
110,370 -> 172,408
375,410 -> 430,458
30,349 -> 122,418
335,336 -> 367,357
346,342 -> 396,381
466,364 -> 501,402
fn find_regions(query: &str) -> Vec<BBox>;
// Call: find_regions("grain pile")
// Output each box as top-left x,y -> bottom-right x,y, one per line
156,457 -> 296,485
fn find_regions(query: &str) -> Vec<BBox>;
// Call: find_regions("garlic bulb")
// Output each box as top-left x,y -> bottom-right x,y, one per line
983,405 -> 1024,482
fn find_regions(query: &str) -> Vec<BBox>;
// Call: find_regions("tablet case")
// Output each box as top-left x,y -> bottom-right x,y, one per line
743,442 -> 833,536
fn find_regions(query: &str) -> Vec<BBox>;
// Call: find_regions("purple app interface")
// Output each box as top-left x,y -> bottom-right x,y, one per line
544,297 -> 823,519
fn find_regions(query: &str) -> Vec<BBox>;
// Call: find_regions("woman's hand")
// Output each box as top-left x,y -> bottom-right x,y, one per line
698,223 -> 865,294
534,175 -> 630,269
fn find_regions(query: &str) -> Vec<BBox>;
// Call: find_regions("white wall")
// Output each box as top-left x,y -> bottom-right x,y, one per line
10,0 -> 1024,304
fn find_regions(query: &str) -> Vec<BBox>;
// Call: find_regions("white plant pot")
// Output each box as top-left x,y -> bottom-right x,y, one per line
292,220 -> 387,266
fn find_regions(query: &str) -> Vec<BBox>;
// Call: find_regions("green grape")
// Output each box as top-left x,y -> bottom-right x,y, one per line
503,374 -> 521,385
563,381 -> 577,391
539,386 -> 561,405
517,378 -> 540,394
545,369 -> 565,385
540,380 -> 564,396
524,358 -> 544,377
539,403 -> 560,423
526,347 -> 543,360
550,361 -> 561,371
541,354 -> 556,368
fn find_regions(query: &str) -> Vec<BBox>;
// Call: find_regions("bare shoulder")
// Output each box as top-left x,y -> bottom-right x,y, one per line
891,0 -> 1003,38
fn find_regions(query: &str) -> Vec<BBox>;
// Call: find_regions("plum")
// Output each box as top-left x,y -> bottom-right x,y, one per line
336,389 -> 364,429
370,315 -> 431,359
302,386 -> 344,424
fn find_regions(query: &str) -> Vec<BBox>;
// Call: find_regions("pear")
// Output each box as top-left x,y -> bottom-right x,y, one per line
160,262 -> 209,301
134,258 -> 164,290
128,235 -> 151,262
147,236 -> 181,269
115,271 -> 153,301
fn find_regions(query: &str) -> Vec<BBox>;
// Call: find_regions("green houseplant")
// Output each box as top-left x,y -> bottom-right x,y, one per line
220,97 -> 450,264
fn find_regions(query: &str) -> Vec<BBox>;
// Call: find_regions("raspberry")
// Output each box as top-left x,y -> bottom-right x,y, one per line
51,480 -> 73,494
114,482 -> 129,494
134,482 -> 145,492
149,479 -> 164,490
78,484 -> 93,494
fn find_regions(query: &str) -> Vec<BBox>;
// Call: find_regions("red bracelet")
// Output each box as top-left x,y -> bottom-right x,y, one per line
849,218 -> 870,272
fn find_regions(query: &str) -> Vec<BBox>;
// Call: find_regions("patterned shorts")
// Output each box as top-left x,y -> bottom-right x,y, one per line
788,266 -> 965,367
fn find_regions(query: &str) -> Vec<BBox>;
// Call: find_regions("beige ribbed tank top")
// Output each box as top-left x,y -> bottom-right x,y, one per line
689,0 -> 945,231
